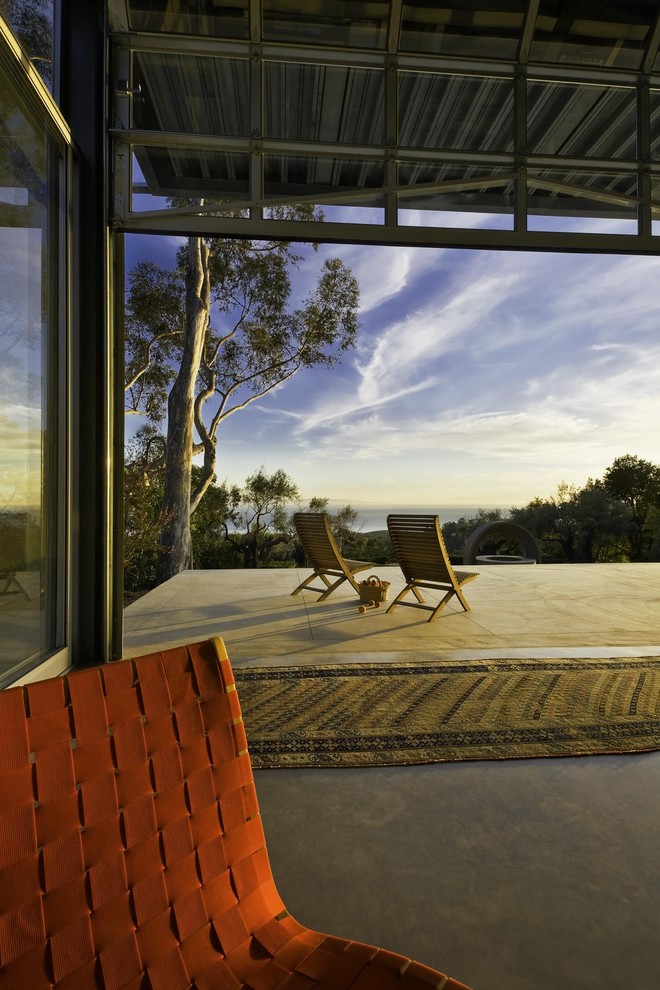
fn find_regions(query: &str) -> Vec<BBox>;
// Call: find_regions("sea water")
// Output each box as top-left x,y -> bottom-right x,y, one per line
315,501 -> 508,533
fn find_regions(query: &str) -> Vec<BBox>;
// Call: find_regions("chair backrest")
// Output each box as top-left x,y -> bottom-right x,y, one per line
293,512 -> 343,570
0,637 -> 291,989
387,513 -> 457,584
0,521 -> 27,573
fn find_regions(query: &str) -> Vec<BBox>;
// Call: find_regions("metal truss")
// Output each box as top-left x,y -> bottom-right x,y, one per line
108,0 -> 660,255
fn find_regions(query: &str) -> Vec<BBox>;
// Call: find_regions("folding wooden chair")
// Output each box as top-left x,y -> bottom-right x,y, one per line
291,512 -> 374,601
0,523 -> 30,599
0,637 -> 472,990
387,514 -> 479,622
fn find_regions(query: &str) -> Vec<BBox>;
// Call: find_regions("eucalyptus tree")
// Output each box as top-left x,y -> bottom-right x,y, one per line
125,210 -> 360,579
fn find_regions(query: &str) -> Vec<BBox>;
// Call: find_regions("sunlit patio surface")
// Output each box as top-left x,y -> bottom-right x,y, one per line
124,564 -> 660,990
123,562 -> 660,663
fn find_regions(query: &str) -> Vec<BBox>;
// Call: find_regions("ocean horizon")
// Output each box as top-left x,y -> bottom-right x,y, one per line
314,500 -> 508,533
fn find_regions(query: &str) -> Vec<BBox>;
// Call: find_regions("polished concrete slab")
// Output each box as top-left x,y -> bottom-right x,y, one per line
256,755 -> 660,990
123,565 -> 660,990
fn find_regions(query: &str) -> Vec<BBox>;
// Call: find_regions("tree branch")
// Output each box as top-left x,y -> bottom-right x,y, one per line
208,361 -> 300,441
124,329 -> 177,392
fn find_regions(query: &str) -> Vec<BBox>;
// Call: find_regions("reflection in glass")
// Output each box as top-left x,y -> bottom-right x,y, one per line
400,1 -> 526,59
265,63 -> 384,145
128,0 -> 249,38
527,82 -> 636,159
398,162 -> 514,229
263,0 -> 389,47
0,48 -> 65,683
134,54 -> 250,138
650,177 -> 660,232
1,0 -> 54,89
399,72 -> 513,152
132,148 -> 251,210
264,154 -> 384,212
650,91 -> 660,161
532,0 -> 657,70
527,169 -> 637,233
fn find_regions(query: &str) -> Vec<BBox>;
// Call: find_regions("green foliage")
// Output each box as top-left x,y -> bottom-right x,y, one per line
125,233 -> 359,442
189,469 -> 241,569
510,459 -> 660,563
124,262 -> 186,422
361,532 -> 394,566
124,432 -> 241,589
223,468 -> 300,569
602,455 -> 660,560
123,429 -> 169,593
438,457 -> 660,565
125,221 -> 360,580
124,452 -> 660,591
441,509 -> 505,559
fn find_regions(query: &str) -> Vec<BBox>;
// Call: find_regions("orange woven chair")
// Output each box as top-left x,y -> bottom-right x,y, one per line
0,637 -> 472,990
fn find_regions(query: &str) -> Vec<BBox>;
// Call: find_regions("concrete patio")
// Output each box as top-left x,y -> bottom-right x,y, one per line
123,562 -> 660,662
124,564 -> 660,990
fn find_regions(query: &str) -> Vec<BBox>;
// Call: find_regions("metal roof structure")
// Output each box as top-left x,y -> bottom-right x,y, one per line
109,1 -> 660,253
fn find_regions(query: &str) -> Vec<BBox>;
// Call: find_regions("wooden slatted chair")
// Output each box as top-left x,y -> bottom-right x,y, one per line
387,514 -> 479,622
0,523 -> 30,599
291,512 -> 374,602
0,637 -> 472,990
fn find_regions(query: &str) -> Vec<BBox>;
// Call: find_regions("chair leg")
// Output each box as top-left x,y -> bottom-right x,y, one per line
290,570 -> 332,596
0,573 -> 30,600
454,586 -> 471,613
426,586 -> 471,622
386,585 -> 413,613
346,573 -> 361,593
388,582 -> 472,621
426,589 -> 456,621
316,575 -> 347,601
291,573 -> 314,596
387,582 -> 425,614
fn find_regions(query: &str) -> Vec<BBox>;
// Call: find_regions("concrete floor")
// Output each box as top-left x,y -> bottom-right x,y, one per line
124,564 -> 660,990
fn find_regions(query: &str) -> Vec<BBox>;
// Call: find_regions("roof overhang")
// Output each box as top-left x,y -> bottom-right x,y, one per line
109,1 -> 660,253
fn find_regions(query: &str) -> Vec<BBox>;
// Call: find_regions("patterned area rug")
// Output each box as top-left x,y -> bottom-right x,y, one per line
234,657 -> 660,768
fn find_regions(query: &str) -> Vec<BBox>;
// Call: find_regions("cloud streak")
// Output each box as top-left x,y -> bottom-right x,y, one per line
124,232 -> 660,505
272,247 -> 660,501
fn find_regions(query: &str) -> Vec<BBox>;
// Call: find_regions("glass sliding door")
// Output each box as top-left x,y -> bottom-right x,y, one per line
0,23 -> 69,685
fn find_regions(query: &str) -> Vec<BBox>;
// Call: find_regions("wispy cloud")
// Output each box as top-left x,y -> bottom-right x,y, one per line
125,233 -> 660,505
272,248 -> 660,501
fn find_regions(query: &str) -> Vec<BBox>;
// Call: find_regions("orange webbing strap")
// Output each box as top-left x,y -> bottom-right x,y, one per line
0,637 -> 472,990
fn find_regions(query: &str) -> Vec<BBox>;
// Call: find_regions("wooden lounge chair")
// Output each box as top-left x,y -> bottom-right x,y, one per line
387,513 -> 479,622
291,511 -> 374,601
0,637 -> 473,990
0,522 -> 30,599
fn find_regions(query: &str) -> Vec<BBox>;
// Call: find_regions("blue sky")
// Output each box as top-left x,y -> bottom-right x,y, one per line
0,228 -> 42,509
125,230 -> 660,511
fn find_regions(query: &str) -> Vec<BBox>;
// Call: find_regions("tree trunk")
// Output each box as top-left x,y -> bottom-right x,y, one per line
157,237 -> 210,581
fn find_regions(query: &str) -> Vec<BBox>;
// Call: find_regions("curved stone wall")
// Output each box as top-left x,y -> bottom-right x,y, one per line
463,521 -> 541,564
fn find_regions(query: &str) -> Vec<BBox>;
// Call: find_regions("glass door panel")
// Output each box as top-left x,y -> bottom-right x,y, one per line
0,39 -> 67,685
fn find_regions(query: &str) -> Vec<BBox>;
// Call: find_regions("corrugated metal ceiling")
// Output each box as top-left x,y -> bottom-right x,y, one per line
110,2 -> 660,248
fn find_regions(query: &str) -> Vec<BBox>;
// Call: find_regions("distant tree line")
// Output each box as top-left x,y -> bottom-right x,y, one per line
124,452 -> 660,598
442,454 -> 660,564
123,445 -> 387,596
